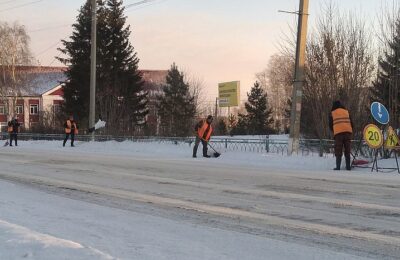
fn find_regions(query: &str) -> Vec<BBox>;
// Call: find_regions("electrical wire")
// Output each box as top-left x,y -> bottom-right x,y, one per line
29,23 -> 72,33
27,0 -> 165,34
125,0 -> 158,9
0,0 -> 21,5
0,0 -> 45,12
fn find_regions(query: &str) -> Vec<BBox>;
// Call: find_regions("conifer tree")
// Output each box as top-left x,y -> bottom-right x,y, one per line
231,114 -> 248,135
57,0 -> 107,125
102,0 -> 147,131
371,18 -> 400,128
244,81 -> 274,134
58,0 -> 147,132
157,63 -> 196,137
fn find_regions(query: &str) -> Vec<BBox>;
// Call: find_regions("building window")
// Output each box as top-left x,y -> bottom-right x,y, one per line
53,104 -> 61,114
16,105 -> 23,115
0,122 -> 7,132
0,106 -> 5,115
30,104 -> 38,115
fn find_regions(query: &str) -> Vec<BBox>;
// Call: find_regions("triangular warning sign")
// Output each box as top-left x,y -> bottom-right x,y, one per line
385,126 -> 399,149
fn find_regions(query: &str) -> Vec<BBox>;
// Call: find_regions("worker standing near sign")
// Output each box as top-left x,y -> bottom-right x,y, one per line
193,115 -> 213,158
329,100 -> 353,171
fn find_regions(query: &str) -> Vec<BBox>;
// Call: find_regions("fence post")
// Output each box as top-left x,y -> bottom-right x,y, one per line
319,139 -> 323,157
225,139 -> 228,149
265,136 -> 270,153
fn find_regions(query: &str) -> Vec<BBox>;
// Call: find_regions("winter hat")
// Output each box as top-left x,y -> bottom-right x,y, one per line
332,100 -> 342,110
207,115 -> 213,121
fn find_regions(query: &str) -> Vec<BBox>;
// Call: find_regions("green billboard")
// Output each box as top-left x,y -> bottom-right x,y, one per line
218,81 -> 240,107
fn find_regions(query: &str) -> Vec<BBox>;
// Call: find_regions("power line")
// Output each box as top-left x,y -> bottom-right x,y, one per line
0,0 -> 21,5
125,0 -> 158,9
29,24 -> 71,33
0,0 -> 45,12
27,0 -> 165,34
36,39 -> 65,57
126,0 -> 166,12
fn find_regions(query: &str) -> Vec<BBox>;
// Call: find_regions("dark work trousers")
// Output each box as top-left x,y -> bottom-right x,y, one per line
193,136 -> 208,157
63,133 -> 75,147
334,132 -> 352,158
9,133 -> 17,146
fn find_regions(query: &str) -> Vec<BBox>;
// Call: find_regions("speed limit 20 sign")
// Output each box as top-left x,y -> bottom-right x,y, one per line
363,124 -> 383,149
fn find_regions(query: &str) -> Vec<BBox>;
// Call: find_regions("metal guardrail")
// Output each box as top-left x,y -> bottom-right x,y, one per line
0,132 -> 375,158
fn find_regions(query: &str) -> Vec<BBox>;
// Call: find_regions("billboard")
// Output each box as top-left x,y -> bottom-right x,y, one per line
218,81 -> 240,107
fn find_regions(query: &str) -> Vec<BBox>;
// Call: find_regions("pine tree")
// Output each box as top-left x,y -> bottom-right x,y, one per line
58,0 -> 147,133
244,81 -> 274,134
371,19 -> 400,128
157,63 -> 196,137
215,118 -> 228,135
231,114 -> 248,135
102,0 -> 147,132
57,0 -> 107,126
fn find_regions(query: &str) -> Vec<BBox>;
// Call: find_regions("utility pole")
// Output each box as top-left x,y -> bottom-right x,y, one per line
89,0 -> 97,136
288,0 -> 309,155
215,97 -> 218,119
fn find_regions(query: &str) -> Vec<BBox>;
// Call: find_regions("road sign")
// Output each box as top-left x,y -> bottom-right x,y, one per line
371,102 -> 389,125
363,124 -> 383,149
385,126 -> 399,149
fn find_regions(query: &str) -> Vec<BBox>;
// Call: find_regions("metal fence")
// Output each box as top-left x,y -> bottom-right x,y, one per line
0,132 -> 375,158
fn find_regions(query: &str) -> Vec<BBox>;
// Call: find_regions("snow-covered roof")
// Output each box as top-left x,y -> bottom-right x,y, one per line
20,71 -> 67,96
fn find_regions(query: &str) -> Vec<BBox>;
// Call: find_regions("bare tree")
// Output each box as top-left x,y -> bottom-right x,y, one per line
183,71 -> 206,117
302,4 -> 374,138
256,54 -> 294,133
0,21 -> 33,119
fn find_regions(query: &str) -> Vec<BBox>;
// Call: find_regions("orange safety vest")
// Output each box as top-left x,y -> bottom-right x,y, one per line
65,120 -> 78,134
332,108 -> 352,136
197,121 -> 213,141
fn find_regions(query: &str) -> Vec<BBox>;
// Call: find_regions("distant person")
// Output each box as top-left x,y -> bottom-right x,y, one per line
63,115 -> 78,147
8,117 -> 20,146
329,100 -> 353,171
193,115 -> 213,158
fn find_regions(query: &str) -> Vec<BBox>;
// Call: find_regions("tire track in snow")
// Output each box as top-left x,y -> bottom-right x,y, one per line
1,172 -> 400,247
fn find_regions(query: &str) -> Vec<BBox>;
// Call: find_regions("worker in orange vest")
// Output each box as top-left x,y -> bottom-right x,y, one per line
8,117 -> 20,146
329,100 -> 353,171
193,115 -> 213,158
63,115 -> 78,147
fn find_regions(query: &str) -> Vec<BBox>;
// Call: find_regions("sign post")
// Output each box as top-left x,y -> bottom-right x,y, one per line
360,102 -> 400,173
363,124 -> 383,172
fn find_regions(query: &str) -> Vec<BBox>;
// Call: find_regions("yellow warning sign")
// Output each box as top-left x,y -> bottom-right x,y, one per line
363,124 -> 383,149
385,126 -> 399,149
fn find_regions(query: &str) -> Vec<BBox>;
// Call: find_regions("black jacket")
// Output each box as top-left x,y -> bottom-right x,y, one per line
8,119 -> 20,133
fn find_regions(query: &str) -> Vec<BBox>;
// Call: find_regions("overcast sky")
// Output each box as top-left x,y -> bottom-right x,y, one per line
0,0 -> 386,103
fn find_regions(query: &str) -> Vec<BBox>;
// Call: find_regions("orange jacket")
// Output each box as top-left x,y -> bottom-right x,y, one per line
65,120 -> 78,134
197,120 -> 213,141
331,108 -> 352,136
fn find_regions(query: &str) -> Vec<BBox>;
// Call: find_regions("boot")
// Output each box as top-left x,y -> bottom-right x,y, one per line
345,155 -> 351,171
334,156 -> 341,170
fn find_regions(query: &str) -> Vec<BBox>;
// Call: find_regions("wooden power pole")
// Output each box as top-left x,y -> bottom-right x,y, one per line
288,0 -> 309,155
89,0 -> 97,134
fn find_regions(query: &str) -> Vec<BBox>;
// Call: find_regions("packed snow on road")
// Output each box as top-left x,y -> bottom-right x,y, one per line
0,140 -> 399,259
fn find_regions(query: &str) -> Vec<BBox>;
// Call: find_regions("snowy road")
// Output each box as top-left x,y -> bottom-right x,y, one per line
0,141 -> 399,259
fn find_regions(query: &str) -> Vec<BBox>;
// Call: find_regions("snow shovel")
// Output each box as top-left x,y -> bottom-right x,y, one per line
205,140 -> 221,158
